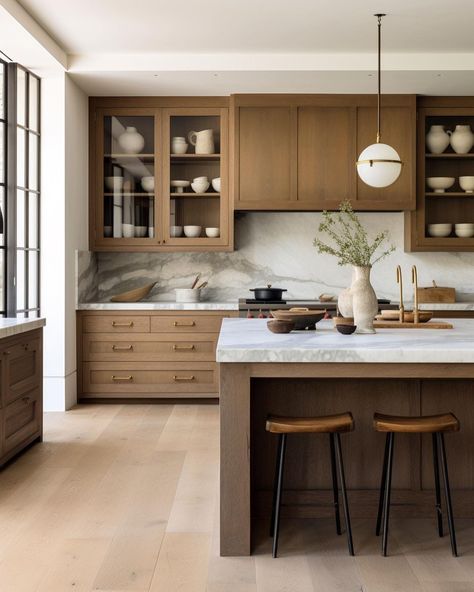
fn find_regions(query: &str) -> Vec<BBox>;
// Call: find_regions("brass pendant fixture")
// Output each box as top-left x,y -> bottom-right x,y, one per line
356,14 -> 402,188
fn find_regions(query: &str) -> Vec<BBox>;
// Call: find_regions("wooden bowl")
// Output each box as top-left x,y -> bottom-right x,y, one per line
333,316 -> 354,327
271,308 -> 326,330
267,319 -> 295,334
336,324 -> 357,335
110,282 -> 157,302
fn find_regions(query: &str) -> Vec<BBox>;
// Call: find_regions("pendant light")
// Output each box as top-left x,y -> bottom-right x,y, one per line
356,14 -> 402,188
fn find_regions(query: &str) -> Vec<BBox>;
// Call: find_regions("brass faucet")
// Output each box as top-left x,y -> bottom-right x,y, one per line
396,265 -> 404,322
412,265 -> 419,324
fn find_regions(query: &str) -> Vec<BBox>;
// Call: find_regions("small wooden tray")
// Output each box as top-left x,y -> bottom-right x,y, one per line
373,320 -> 453,329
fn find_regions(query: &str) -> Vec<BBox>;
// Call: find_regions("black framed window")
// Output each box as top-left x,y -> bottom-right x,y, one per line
0,59 -> 6,316
5,62 -> 40,318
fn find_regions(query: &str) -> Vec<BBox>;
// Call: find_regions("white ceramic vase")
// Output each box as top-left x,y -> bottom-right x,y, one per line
426,125 -> 450,154
337,268 -> 355,318
352,266 -> 378,334
118,127 -> 145,154
450,125 -> 474,155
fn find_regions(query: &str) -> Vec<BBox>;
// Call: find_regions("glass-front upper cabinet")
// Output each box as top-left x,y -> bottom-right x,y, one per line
162,108 -> 230,249
93,109 -> 160,248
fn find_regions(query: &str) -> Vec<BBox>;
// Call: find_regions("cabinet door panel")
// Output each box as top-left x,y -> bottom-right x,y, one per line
356,106 -> 414,208
298,106 -> 354,206
238,107 -> 292,204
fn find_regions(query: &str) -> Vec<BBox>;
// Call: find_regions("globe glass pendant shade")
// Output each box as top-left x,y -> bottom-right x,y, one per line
357,142 -> 402,188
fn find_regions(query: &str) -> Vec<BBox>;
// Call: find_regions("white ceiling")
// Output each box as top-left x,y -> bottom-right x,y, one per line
11,0 -> 474,95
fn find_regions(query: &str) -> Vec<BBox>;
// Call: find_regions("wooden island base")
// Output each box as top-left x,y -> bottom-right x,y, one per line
220,363 -> 474,556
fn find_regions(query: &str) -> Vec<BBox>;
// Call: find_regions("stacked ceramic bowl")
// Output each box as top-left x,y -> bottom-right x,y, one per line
191,176 -> 210,193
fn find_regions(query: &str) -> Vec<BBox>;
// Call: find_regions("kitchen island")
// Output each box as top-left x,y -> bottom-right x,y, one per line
217,318 -> 474,556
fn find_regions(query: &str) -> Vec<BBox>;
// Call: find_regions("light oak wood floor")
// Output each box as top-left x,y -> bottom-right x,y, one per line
1,403 -> 474,591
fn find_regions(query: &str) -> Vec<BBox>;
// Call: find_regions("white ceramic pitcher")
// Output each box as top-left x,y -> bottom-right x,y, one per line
188,129 -> 215,154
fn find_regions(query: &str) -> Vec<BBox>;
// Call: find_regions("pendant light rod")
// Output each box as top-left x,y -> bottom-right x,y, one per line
375,13 -> 385,143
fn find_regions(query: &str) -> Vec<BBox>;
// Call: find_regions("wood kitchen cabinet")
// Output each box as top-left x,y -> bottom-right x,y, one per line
231,94 -> 416,211
89,97 -> 232,252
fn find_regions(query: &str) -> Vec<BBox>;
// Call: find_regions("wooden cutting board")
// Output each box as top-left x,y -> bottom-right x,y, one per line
373,320 -> 453,329
416,286 -> 456,303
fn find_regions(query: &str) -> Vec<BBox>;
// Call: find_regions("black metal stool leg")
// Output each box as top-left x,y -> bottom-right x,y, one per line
376,433 -> 391,536
272,433 -> 287,558
432,433 -> 444,538
437,433 -> 458,557
270,434 -> 284,536
329,433 -> 342,535
381,432 -> 395,557
334,433 -> 354,556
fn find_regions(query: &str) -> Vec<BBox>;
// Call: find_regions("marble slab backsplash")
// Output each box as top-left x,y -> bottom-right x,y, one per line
77,212 -> 474,304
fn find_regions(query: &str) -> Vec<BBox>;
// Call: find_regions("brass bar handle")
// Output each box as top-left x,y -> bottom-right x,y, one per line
173,321 -> 196,327
112,321 -> 134,328
173,375 -> 195,381
112,345 -> 134,351
111,375 -> 133,381
173,344 -> 195,351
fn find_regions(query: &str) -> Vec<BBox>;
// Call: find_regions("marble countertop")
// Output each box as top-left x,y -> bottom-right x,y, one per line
0,317 -> 46,340
216,318 -> 474,364
418,302 -> 474,311
77,301 -> 239,311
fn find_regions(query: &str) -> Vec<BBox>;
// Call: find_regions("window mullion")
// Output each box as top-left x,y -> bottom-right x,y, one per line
6,62 -> 17,316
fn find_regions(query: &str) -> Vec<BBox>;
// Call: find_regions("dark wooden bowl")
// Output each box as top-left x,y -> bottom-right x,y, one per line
336,324 -> 357,335
271,309 -> 326,330
267,319 -> 295,334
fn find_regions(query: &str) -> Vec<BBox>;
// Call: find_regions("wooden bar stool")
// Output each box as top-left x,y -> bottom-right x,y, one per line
266,412 -> 355,558
374,412 -> 460,557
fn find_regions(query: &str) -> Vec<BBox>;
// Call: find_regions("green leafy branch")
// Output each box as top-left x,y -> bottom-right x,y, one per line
313,200 -> 395,267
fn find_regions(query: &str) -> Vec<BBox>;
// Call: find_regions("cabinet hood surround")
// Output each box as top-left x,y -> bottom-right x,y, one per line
77,212 -> 474,304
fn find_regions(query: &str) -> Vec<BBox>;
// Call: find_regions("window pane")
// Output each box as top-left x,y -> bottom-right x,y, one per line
16,249 -> 25,310
0,63 -> 4,119
0,249 -> 4,313
17,68 -> 26,127
28,75 -> 39,132
17,190 -> 25,247
28,192 -> 38,248
28,250 -> 38,308
0,186 -> 4,247
0,122 -> 4,184
17,128 -> 25,187
28,133 -> 38,190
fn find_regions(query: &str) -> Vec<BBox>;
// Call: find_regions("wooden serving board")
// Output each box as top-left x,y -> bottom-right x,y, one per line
373,320 -> 453,329
416,286 -> 455,303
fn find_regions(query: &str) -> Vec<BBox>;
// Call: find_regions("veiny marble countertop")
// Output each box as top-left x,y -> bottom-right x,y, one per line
216,318 -> 474,364
0,317 -> 45,340
77,301 -> 239,311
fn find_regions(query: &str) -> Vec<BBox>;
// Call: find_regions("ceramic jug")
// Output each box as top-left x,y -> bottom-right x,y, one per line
351,266 -> 378,334
426,125 -> 450,154
118,127 -> 145,154
188,129 -> 215,154
450,125 -> 474,154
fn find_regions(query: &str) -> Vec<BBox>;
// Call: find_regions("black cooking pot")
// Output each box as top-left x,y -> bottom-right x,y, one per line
250,285 -> 287,301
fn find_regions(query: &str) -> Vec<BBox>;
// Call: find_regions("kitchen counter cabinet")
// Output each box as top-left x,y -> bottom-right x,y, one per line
232,94 -> 416,211
217,318 -> 474,556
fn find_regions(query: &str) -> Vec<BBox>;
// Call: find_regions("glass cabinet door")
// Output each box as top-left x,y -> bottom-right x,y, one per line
99,110 -> 159,245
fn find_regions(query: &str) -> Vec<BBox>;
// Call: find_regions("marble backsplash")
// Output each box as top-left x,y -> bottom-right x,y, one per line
77,212 -> 474,304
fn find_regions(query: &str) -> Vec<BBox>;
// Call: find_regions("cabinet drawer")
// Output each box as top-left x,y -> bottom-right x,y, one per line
151,315 -> 224,333
3,339 -> 41,407
83,333 -> 217,362
82,362 -> 218,396
83,316 -> 150,333
4,388 -> 41,453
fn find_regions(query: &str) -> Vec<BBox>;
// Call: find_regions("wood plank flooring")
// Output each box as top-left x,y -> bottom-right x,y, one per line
0,404 -> 474,591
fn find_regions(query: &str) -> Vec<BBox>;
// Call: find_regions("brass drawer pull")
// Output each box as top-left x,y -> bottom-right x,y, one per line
173,344 -> 195,351
112,321 -> 134,328
112,345 -> 134,351
111,375 -> 133,381
173,321 -> 196,327
173,375 -> 195,381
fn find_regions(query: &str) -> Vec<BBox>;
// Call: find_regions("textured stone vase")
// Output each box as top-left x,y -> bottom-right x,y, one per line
337,268 -> 356,318
352,266 -> 378,334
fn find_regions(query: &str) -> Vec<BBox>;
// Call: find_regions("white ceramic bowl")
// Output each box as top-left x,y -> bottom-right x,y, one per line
175,288 -> 201,303
459,176 -> 474,193
191,181 -> 210,193
171,137 -> 188,154
134,226 -> 148,238
105,176 -> 124,192
121,223 -> 135,238
140,176 -> 154,193
193,176 -> 208,183
455,223 -> 474,238
183,225 -> 202,238
170,225 -> 183,237
426,177 -> 455,193
211,177 -> 221,192
205,227 -> 220,238
427,223 -> 453,237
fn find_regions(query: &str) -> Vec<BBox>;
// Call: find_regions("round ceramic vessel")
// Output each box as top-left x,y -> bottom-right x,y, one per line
427,223 -> 452,238
459,176 -> 474,193
118,127 -> 145,154
205,227 -> 220,238
183,225 -> 202,238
